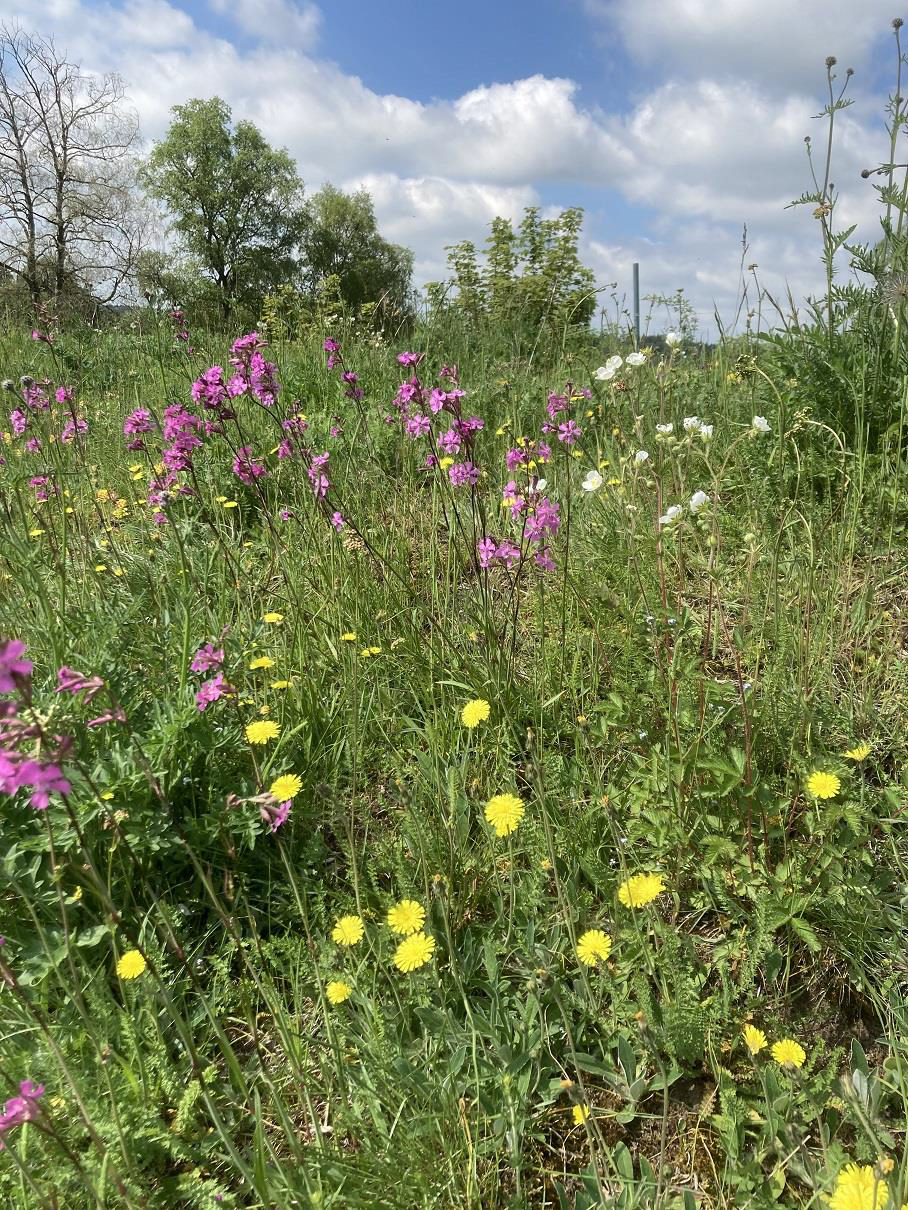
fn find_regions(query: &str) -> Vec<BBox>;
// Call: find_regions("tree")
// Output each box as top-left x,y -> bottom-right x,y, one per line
0,25 -> 144,317
142,98 -> 305,322
299,184 -> 412,320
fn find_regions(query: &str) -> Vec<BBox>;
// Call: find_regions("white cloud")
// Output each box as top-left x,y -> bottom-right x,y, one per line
208,0 -> 320,47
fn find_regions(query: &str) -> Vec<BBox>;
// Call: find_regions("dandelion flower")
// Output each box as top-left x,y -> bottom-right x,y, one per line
829,1163 -> 889,1210
245,720 -> 279,744
742,1024 -> 767,1055
116,950 -> 147,980
387,900 -> 426,935
270,680 -> 291,690
248,656 -> 275,670
771,1038 -> 806,1069
806,770 -> 840,799
331,915 -> 364,947
577,929 -> 612,967
269,773 -> 302,801
484,793 -> 525,837
262,612 -> 284,624
843,743 -> 871,761
617,872 -> 666,908
461,699 -> 490,728
326,980 -> 352,1005
392,931 -> 436,972
572,1104 -> 591,1125
340,632 -> 357,641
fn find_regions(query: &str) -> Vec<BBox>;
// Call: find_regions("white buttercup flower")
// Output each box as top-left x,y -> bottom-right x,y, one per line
689,490 -> 709,513
658,504 -> 683,525
594,364 -> 617,381
606,354 -> 623,370
633,449 -> 650,464
665,331 -> 682,347
682,415 -> 700,431
581,469 -> 603,492
751,415 -> 770,433
626,351 -> 647,367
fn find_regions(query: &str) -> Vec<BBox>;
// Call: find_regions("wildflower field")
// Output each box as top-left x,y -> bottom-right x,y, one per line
1,299 -> 907,1210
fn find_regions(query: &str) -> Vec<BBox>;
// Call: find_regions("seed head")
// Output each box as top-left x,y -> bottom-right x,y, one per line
893,18 -> 904,31
826,55 -> 837,68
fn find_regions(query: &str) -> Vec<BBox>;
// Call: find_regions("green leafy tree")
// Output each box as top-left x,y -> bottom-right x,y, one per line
142,97 -> 304,322
299,184 -> 413,322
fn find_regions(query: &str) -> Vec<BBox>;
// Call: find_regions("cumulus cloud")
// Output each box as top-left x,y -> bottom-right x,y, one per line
208,0 -> 320,48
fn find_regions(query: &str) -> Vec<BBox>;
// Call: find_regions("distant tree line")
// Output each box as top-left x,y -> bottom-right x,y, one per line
0,24 -> 599,341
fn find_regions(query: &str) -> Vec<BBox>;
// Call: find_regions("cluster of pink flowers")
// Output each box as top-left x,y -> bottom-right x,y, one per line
56,666 -> 126,729
232,445 -> 267,486
123,407 -> 155,451
0,1080 -> 44,1147
228,332 -> 280,408
189,642 -> 231,712
0,640 -> 72,811
389,356 -> 487,488
4,377 -> 87,452
169,308 -> 193,352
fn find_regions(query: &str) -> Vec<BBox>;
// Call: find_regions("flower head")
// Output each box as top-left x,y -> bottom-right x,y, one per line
843,743 -> 871,761
829,1163 -> 889,1210
326,980 -> 352,1005
572,1104 -> 591,1124
392,931 -> 436,972
248,656 -> 275,670
116,950 -> 147,980
771,1038 -> 806,1069
582,469 -> 603,492
245,720 -> 279,744
618,872 -> 666,908
331,915 -> 364,947
386,900 -> 426,935
751,415 -> 771,434
806,770 -> 840,799
742,1024 -> 767,1055
484,792 -> 525,837
269,773 -> 302,801
626,351 -> 647,366
461,698 -> 490,728
577,929 -> 612,967
689,490 -> 710,514
262,612 -> 284,624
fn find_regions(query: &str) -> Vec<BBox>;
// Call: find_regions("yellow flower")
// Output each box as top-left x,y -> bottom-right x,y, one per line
222,500 -> 239,509
270,679 -> 291,690
843,743 -> 871,761
340,632 -> 357,641
100,791 -> 114,801
617,872 -> 666,908
248,656 -> 275,670
576,929 -> 612,967
387,900 -> 426,935
806,770 -> 840,799
742,1024 -> 767,1055
245,720 -> 279,744
771,1038 -> 806,1069
484,792 -> 525,837
572,1104 -> 591,1125
331,915 -> 364,947
116,950 -> 147,980
359,646 -> 382,657
326,980 -> 352,1005
392,931 -> 436,972
461,698 -> 491,728
829,1163 -> 889,1210
262,612 -> 284,623
439,456 -> 454,470
269,773 -> 302,801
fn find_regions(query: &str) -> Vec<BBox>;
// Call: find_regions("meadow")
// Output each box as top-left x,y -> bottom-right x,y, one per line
0,280 -> 907,1210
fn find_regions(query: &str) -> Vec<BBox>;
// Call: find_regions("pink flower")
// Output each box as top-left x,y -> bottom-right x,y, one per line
190,644 -> 223,675
196,673 -> 228,712
0,640 -> 32,693
56,667 -> 105,702
0,1080 -> 44,1144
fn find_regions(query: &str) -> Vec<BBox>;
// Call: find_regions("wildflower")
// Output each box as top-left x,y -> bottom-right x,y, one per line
260,797 -> 290,831
248,656 -> 275,670
682,416 -> 700,431
576,929 -> 612,967
626,351 -> 647,366
0,639 -> 32,692
461,699 -> 490,728
689,490 -> 710,514
558,419 -> 582,445
190,643 -> 223,675
572,1104 -> 591,1125
582,469 -> 603,492
392,931 -> 436,972
387,900 -> 426,935
331,915 -> 364,947
0,1080 -> 45,1141
633,450 -> 650,464
331,511 -> 345,531
326,980 -> 352,1005
829,1163 -> 889,1210
659,504 -> 683,526
617,872 -> 666,908
340,632 -> 357,642
116,950 -> 147,980
665,331 -> 682,346
196,673 -> 228,712
269,773 -> 302,801
742,1024 -> 768,1055
245,720 -> 279,744
484,792 -> 525,837
751,415 -> 771,434
262,612 -> 283,624
771,1038 -> 806,1069
806,770 -> 840,799
270,680 -> 291,690
843,743 -> 871,761
655,422 -> 674,435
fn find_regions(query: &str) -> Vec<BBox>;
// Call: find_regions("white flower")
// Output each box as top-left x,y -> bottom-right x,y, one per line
689,490 -> 709,514
751,415 -> 770,433
658,504 -> 683,525
665,331 -> 682,347
682,416 -> 700,431
655,423 -> 674,435
633,450 -> 650,464
606,354 -> 623,371
594,364 -> 617,381
534,478 -> 547,492
698,423 -> 713,440
581,470 -> 602,492
626,351 -> 646,367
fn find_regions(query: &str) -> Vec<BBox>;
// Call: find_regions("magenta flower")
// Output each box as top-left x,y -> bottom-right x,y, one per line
0,1080 -> 44,1144
331,511 -> 345,531
232,446 -> 267,485
260,799 -> 291,832
437,428 -> 461,455
9,409 -> 26,436
449,461 -> 480,487
123,408 -> 154,437
191,643 -> 224,675
557,419 -> 581,445
196,673 -> 228,712
405,414 -> 430,439
61,415 -> 87,443
56,667 -> 105,702
397,351 -> 424,367
86,708 -> 127,728
16,760 -> 71,810
0,641 -> 32,693
323,337 -> 340,353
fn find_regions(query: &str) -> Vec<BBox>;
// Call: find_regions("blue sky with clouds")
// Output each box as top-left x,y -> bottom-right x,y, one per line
2,0 -> 898,332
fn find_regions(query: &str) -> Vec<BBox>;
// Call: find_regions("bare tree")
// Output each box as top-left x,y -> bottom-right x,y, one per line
0,25 -> 145,317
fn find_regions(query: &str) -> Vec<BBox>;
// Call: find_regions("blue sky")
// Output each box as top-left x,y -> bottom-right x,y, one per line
2,0 -> 898,332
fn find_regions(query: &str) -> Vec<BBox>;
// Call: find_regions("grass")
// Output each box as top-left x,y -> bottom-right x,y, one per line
0,303 -> 906,1209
